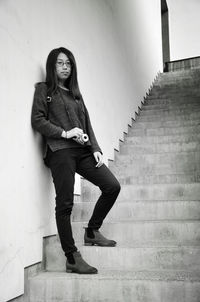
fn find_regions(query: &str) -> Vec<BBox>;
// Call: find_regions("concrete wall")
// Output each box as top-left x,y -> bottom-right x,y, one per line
0,0 -> 162,300
167,0 -> 200,60
108,0 -> 162,94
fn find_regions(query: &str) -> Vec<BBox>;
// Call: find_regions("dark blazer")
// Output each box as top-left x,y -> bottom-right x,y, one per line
31,83 -> 102,157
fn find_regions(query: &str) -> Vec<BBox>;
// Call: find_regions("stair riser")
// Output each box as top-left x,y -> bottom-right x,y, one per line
113,152 -> 200,166
114,151 -> 200,162
118,184 -> 200,202
143,103 -> 200,111
112,165 -> 200,177
157,80 -> 200,85
93,222 -> 200,247
110,163 -> 200,177
72,201 -> 200,222
140,108 -> 200,117
124,134 -> 200,144
153,83 -> 200,89
112,161 -> 200,175
156,80 -> 200,86
111,165 -> 200,177
148,94 -> 200,100
44,242 -> 200,272
114,151 -> 200,164
146,97 -> 200,105
156,75 -> 200,82
132,119 -> 200,129
149,91 -> 200,98
138,113 -> 200,122
129,126 -> 200,136
81,183 -> 200,203
28,277 -> 200,302
116,174 -> 200,185
150,89 -> 200,95
119,142 -> 200,154
44,220 -> 200,250
156,83 -> 200,89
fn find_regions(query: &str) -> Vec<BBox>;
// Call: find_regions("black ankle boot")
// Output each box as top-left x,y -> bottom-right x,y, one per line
66,251 -> 98,274
84,227 -> 117,247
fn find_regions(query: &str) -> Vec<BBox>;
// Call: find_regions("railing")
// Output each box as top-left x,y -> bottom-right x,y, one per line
164,56 -> 200,72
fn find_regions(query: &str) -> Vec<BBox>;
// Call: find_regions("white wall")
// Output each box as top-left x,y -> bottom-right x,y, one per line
108,0 -> 162,101
0,0 -> 162,300
167,0 -> 200,60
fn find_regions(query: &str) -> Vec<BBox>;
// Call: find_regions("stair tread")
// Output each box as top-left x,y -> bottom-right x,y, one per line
75,200 -> 200,204
46,235 -> 200,248
70,219 -> 200,224
116,150 -> 199,155
50,240 -> 200,249
30,269 -> 200,282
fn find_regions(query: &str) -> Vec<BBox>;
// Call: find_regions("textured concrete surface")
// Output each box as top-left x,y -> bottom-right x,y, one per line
72,200 -> 200,222
29,271 -> 200,302
43,220 -> 200,247
81,182 -> 200,202
44,239 -> 200,272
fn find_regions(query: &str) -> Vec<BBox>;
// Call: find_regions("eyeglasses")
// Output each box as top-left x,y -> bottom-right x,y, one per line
56,61 -> 71,68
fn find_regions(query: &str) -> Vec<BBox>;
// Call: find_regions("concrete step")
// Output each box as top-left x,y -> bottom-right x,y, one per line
111,162 -> 199,177
157,70 -> 200,79
119,141 -> 200,154
69,220 -> 200,247
155,82 -> 200,88
156,80 -> 200,86
114,151 -> 200,165
81,183 -> 200,203
110,162 -> 199,177
147,95 -> 200,102
157,69 -> 200,80
44,241 -> 200,272
149,86 -> 200,93
119,183 -> 200,202
110,152 -> 200,178
72,200 -> 200,222
148,93 -> 200,99
129,125 -> 200,136
28,270 -> 200,302
132,118 -> 200,130
142,102 -> 200,111
116,173 -> 200,185
151,87 -> 200,94
149,92 -> 200,99
140,107 -> 200,117
146,96 -> 200,105
124,133 -> 200,144
138,112 -> 200,122
153,83 -> 200,89
157,72 -> 200,79
93,162 -> 200,184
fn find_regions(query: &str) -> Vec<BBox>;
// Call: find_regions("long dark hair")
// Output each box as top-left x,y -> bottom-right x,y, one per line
46,47 -> 82,100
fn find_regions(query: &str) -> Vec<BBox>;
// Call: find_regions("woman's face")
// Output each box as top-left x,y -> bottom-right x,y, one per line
55,52 -> 71,83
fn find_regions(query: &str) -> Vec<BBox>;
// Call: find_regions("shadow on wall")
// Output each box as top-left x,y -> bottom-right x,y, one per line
39,65 -> 46,82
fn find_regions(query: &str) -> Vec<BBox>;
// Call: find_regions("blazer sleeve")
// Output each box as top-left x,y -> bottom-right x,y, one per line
83,101 -> 103,154
31,83 -> 63,138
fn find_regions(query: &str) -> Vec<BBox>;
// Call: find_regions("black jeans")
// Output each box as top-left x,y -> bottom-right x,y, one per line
47,147 -> 121,257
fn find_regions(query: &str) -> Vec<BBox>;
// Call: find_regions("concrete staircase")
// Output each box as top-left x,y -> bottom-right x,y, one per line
28,68 -> 200,302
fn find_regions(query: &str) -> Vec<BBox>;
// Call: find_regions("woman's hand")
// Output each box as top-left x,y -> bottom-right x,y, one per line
65,127 -> 84,144
93,151 -> 103,168
67,127 -> 83,139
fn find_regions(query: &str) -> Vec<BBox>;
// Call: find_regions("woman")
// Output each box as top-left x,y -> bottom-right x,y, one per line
31,47 -> 121,274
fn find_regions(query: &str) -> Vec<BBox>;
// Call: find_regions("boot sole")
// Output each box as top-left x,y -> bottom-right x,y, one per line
84,242 -> 117,247
66,268 -> 98,274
